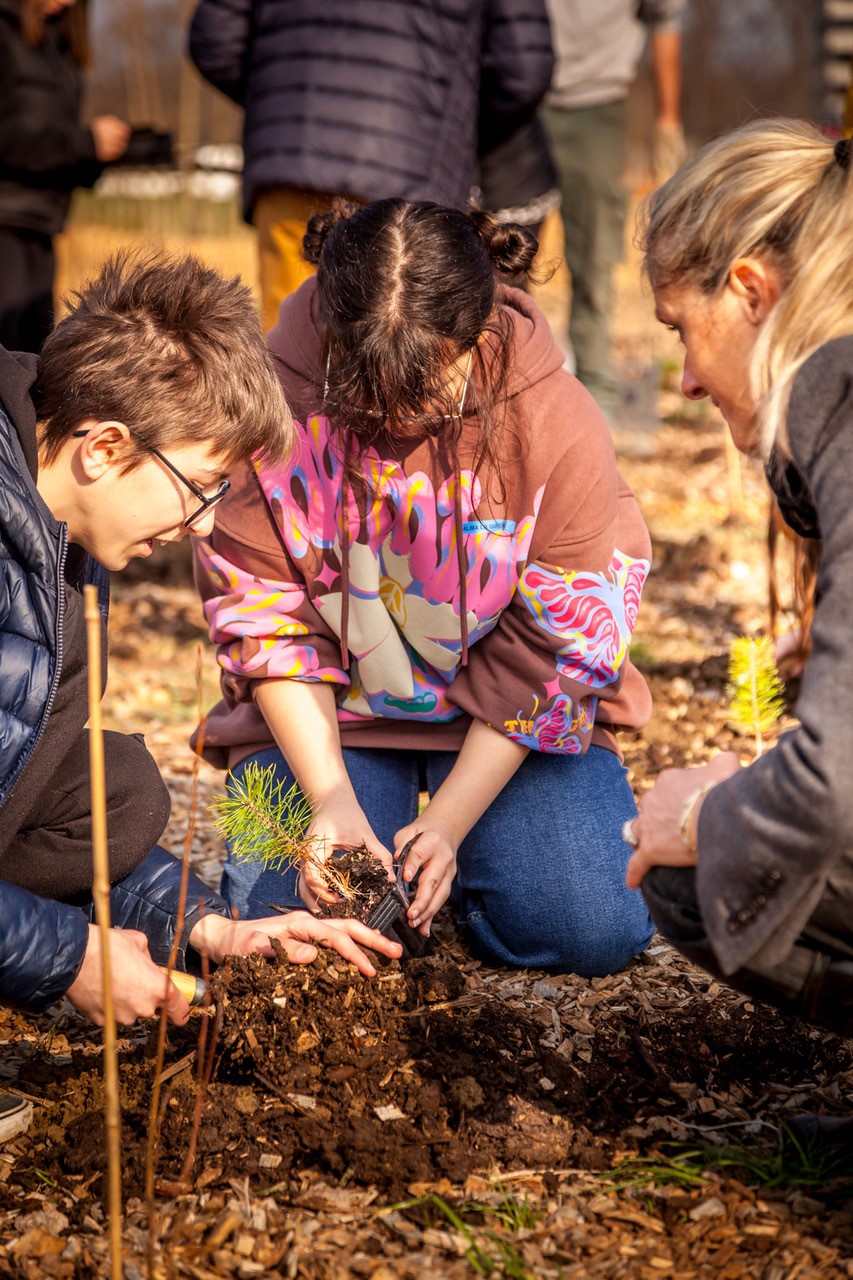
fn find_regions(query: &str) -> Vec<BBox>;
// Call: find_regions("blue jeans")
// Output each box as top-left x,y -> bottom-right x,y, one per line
221,744 -> 652,976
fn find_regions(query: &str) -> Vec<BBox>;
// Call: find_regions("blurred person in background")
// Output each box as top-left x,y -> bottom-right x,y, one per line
543,0 -> 686,420
0,0 -> 130,353
188,0 -> 554,332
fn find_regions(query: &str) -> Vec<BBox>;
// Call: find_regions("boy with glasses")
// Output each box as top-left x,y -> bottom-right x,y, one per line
0,251 -> 400,1059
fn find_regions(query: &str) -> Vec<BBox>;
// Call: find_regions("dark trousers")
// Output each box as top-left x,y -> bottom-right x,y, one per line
643,865 -> 853,1037
543,99 -> 628,420
0,227 -> 55,353
0,729 -> 171,900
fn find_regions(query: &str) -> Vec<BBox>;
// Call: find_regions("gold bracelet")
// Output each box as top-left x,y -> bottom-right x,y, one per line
677,782 -> 716,856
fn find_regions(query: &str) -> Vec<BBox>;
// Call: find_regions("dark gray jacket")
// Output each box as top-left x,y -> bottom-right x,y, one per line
188,0 -> 554,220
698,337 -> 853,976
0,0 -> 102,236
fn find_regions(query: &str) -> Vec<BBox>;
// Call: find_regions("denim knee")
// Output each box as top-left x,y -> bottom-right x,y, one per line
450,746 -> 652,974
459,882 -> 653,976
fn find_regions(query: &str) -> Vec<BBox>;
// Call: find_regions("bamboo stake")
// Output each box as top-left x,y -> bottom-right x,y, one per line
145,643 -> 207,1278
84,583 -> 123,1278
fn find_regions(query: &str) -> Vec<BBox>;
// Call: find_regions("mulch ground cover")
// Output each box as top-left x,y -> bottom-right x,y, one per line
0,414 -> 851,1279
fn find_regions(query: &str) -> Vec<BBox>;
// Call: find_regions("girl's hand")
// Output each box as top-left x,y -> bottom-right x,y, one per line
189,912 -> 402,977
625,753 -> 742,890
394,819 -> 458,935
301,796 -> 393,907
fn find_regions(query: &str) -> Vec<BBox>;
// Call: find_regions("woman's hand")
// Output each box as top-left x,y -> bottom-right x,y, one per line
625,752 -> 742,890
300,794 -> 394,906
66,926 -> 190,1027
393,819 -> 458,935
189,911 -> 402,977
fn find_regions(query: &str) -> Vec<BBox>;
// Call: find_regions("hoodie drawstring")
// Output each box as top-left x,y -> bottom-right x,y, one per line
339,435 -> 351,672
453,351 -> 473,668
452,450 -> 470,669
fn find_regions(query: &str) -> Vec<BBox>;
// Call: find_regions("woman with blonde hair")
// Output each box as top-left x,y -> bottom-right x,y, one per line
624,120 -> 853,1069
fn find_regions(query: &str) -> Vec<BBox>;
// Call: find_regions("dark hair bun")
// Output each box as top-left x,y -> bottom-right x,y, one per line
469,208 -> 538,278
303,199 -> 362,265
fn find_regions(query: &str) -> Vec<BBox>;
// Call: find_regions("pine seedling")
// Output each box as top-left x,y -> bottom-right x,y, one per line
727,635 -> 785,757
212,762 -> 357,901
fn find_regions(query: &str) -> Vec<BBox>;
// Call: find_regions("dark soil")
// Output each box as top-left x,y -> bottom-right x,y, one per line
14,945 -> 853,1216
320,844 -> 394,922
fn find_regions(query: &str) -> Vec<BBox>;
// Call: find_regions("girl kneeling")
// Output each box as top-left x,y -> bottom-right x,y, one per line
196,200 -> 653,975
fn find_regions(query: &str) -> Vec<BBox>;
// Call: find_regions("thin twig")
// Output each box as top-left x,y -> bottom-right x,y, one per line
180,918 -> 216,1185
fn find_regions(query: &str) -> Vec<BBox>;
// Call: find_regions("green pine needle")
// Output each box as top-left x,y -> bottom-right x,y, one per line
212,762 -> 317,872
727,635 -> 785,756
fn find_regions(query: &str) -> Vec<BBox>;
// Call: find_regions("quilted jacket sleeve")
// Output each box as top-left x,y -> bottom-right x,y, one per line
0,851 -> 231,1016
105,846 -> 230,973
480,0 -> 554,151
188,0 -> 254,104
0,881 -> 89,1013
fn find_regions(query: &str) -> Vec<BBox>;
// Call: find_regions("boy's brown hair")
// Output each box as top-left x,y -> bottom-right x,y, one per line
36,250 -> 292,469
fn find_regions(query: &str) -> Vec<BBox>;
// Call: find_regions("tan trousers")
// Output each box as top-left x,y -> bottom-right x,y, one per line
254,187 -> 341,333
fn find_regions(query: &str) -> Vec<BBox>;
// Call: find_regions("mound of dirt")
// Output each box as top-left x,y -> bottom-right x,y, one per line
17,945 -> 852,1210
158,949 -> 592,1195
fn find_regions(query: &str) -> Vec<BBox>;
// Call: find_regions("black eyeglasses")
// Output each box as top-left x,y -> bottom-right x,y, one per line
72,430 -> 230,529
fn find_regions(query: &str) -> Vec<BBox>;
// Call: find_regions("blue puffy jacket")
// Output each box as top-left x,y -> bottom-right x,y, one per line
0,349 -> 228,1013
189,0 -> 554,219
0,849 -> 226,1012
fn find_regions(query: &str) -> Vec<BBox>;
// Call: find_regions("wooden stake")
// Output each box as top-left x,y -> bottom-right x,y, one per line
84,584 -> 123,1278
145,642 -> 207,1279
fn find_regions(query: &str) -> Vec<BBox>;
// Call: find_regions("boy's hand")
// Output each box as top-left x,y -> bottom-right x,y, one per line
66,925 -> 190,1027
189,912 -> 402,977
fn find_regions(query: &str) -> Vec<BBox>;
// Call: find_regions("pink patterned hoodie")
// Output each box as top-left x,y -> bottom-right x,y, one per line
194,279 -> 652,769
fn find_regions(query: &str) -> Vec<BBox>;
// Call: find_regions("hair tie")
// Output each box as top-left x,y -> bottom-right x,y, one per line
834,137 -> 851,171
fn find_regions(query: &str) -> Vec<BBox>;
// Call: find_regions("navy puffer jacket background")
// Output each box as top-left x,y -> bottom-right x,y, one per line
189,0 -> 554,219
